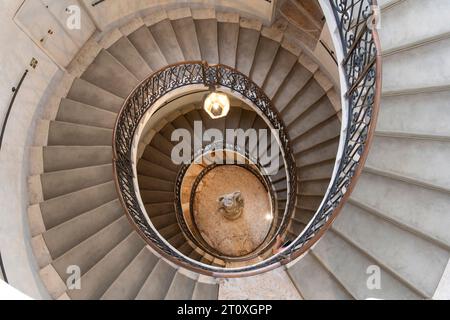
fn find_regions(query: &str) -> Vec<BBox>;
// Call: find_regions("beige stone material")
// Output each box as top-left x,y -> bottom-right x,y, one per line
191,8 -> 216,20
299,53 -> 319,74
216,12 -> 240,23
28,147 -> 43,176
67,37 -> 102,78
119,17 -> 144,36
97,28 -> 123,49
27,205 -> 46,237
32,120 -> 50,147
28,175 -> 43,205
314,70 -> 334,92
193,166 -> 272,257
240,18 -> 262,31
219,267 -> 302,300
167,7 -> 192,20
39,264 -> 67,299
31,235 -> 52,268
143,9 -> 168,27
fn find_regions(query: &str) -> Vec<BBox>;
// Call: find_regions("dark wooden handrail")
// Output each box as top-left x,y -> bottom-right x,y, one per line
0,69 -> 28,151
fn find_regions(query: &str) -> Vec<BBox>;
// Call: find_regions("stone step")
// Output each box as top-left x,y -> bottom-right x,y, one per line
81,49 -> 138,98
101,247 -> 159,300
144,202 -> 175,218
68,232 -> 144,300
282,80 -> 326,127
151,213 -> 177,230
159,223 -> 182,240
287,253 -> 353,300
141,145 -> 180,172
263,48 -> 298,99
52,215 -> 132,283
378,90 -> 450,137
127,26 -> 167,71
295,138 -> 339,168
42,146 -> 112,173
366,135 -> 450,190
138,175 -> 174,192
291,116 -> 340,154
48,121 -> 112,147
136,259 -> 177,300
218,20 -> 239,67
272,64 -> 313,113
137,159 -> 177,181
250,36 -> 280,87
350,170 -> 450,248
149,19 -> 184,64
41,164 -> 112,200
66,78 -> 123,113
333,202 -> 450,297
40,181 -> 117,230
107,36 -> 152,81
192,280 -> 219,300
195,18 -> 219,64
297,160 -> 334,181
57,98 -> 117,129
380,0 -> 450,53
140,190 -> 174,204
236,26 -> 260,76
165,272 -> 196,300
312,230 -> 421,299
43,199 -> 123,259
171,16 -> 202,61
383,36 -> 450,93
287,98 -> 336,140
150,133 -> 175,157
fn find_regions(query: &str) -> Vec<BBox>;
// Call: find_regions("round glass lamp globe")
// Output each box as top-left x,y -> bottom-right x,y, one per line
204,92 -> 230,119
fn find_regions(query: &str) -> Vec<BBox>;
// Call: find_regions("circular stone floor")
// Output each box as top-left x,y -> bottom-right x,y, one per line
193,165 -> 273,257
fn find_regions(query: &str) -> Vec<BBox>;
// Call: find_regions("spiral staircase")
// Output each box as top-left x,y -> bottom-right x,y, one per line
0,0 -> 449,300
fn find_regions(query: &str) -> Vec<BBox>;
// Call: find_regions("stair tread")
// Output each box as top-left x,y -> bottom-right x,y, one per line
171,17 -> 202,61
127,26 -> 167,71
136,259 -> 177,300
52,215 -> 132,283
81,49 -> 138,98
195,18 -> 219,64
41,163 -> 113,200
107,36 -> 152,81
218,21 -> 239,67
165,272 -> 196,300
333,202 -> 450,297
236,27 -> 260,76
101,247 -> 159,300
149,19 -> 184,64
68,232 -> 144,300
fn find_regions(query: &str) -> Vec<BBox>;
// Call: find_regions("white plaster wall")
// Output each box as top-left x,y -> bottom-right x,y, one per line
0,0 -> 60,299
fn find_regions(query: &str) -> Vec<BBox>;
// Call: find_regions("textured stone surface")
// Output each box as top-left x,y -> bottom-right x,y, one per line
193,166 -> 272,257
219,267 -> 302,300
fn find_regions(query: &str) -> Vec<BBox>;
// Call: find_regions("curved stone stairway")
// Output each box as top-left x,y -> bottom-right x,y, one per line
28,8 -> 340,300
285,0 -> 450,300
137,105 -> 276,266
26,0 -> 450,300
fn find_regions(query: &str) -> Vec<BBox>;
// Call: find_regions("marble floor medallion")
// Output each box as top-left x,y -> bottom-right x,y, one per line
193,165 -> 272,257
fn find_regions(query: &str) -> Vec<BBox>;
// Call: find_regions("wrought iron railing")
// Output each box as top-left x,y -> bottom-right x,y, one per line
113,62 -> 297,275
113,0 -> 381,276
280,0 -> 382,261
